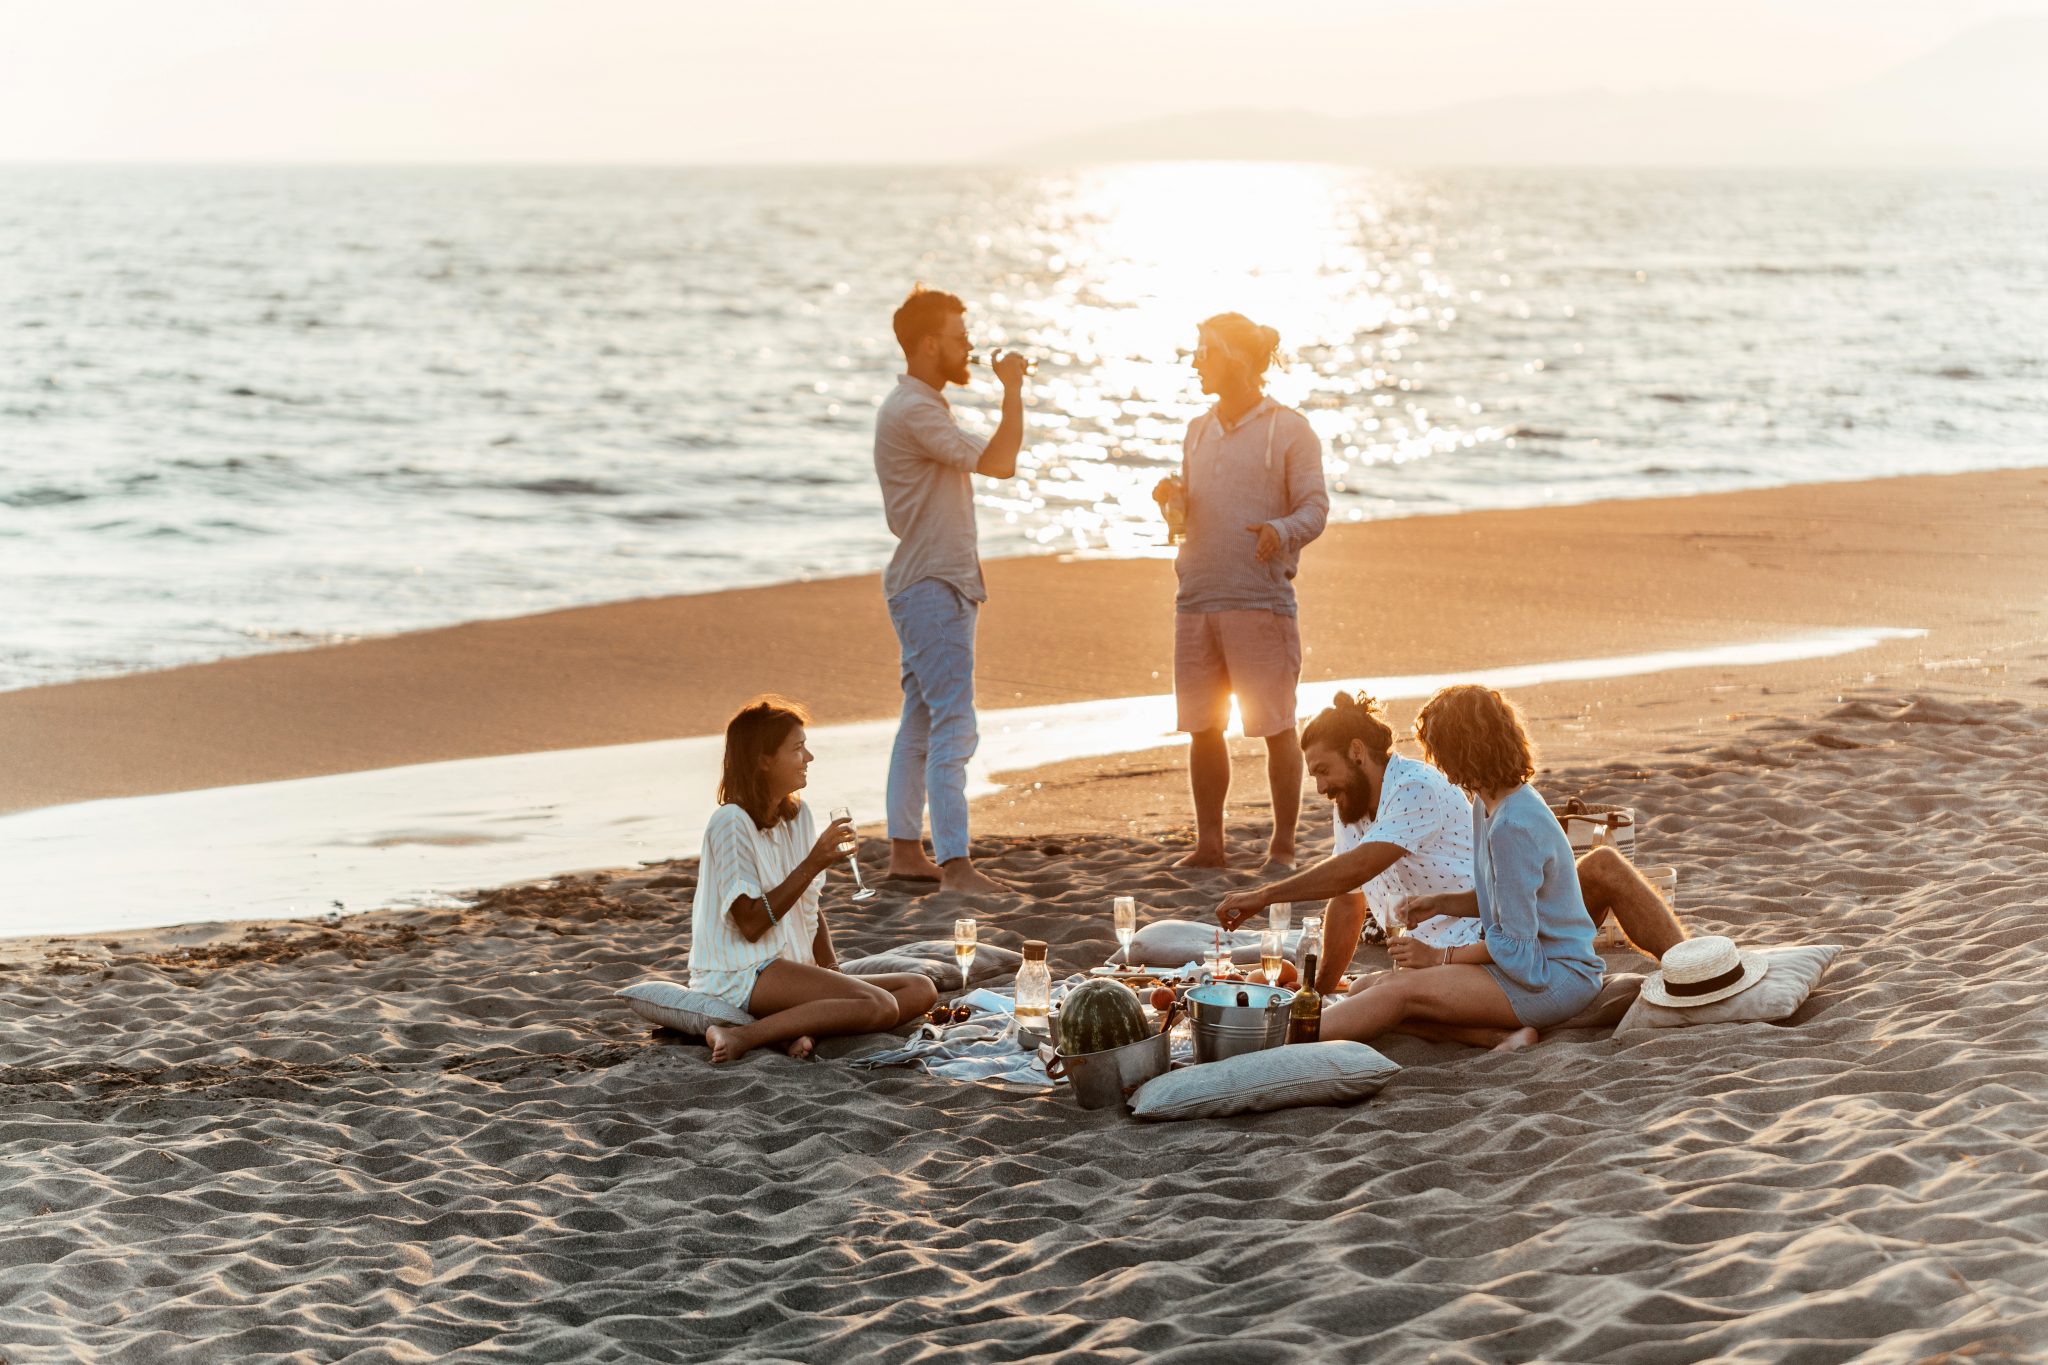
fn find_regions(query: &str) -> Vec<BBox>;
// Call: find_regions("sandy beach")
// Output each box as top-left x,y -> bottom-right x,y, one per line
5,471 -> 2048,1360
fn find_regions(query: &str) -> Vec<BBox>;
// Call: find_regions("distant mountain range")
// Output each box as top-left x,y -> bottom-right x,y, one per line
1002,18 -> 2048,166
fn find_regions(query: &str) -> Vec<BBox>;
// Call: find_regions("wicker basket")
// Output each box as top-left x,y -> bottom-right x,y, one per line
1549,798 -> 1638,862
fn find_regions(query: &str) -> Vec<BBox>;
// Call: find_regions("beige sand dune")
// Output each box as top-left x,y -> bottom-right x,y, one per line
4,692 -> 2047,1360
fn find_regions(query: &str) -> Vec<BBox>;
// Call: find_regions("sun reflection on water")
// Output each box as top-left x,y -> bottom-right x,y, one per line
960,162 -> 1501,557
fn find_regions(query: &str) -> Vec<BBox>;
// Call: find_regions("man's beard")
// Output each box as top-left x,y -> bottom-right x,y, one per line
1329,763 -> 1372,825
946,355 -> 971,385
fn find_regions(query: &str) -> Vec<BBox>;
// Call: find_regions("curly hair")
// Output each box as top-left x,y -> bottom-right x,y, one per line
1300,690 -> 1394,765
719,694 -> 809,828
1414,684 -> 1536,795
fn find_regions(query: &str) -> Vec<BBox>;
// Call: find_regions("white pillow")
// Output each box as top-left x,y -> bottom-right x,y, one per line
1130,1042 -> 1399,1121
841,940 -> 1023,989
1615,945 -> 1841,1036
1111,920 -> 1303,969
616,979 -> 754,1035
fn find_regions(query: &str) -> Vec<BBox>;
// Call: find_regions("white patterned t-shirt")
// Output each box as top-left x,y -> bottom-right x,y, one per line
687,801 -> 822,988
1332,754 -> 1476,935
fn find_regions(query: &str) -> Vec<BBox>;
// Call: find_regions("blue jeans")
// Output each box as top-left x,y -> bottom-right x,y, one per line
886,578 -> 979,865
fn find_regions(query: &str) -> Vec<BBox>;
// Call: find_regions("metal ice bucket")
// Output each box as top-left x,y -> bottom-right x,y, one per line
1185,981 -> 1292,1064
1046,1029 -> 1173,1111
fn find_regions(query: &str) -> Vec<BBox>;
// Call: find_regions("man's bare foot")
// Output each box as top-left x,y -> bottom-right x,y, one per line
1173,847 -> 1229,870
1492,1026 -> 1540,1053
1257,857 -> 1296,876
784,1035 -> 816,1061
939,862 -> 1009,896
887,839 -> 945,881
703,1024 -> 754,1064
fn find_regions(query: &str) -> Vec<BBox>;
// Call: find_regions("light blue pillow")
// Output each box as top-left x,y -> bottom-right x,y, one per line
1130,1042 -> 1398,1121
617,979 -> 754,1036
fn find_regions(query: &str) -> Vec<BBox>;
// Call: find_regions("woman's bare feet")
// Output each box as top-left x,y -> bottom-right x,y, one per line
703,1024 -> 754,1064
1492,1026 -> 1540,1053
784,1035 -> 816,1061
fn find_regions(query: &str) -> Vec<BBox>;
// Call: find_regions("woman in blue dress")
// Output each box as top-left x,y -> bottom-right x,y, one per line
1319,684 -> 1604,1052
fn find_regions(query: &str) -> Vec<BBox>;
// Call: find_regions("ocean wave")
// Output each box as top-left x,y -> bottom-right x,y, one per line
501,477 -> 627,497
2,485 -> 89,508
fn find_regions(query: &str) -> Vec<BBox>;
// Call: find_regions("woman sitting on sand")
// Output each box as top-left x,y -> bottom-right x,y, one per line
690,695 -> 938,1063
1319,684 -> 1604,1052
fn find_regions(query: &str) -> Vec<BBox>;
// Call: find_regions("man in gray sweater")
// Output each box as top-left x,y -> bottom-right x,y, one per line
1153,312 -> 1329,872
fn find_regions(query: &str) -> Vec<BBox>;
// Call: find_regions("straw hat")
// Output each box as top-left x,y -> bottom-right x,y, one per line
1640,935 -> 1769,1008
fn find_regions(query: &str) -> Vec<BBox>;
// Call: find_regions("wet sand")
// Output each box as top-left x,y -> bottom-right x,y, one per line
5,466 -> 2047,815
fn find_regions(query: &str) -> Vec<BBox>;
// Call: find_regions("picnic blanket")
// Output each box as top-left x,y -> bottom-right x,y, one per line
849,980 -> 1198,1090
847,988 -> 1059,1089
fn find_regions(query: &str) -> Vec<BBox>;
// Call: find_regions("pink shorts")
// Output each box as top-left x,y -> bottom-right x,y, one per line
1174,609 -> 1303,737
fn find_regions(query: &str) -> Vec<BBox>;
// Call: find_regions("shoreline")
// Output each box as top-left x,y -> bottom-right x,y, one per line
5,465 -> 2047,819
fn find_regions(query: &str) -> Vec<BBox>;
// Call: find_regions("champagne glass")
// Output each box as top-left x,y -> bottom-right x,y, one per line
1112,895 -> 1137,960
953,917 -> 977,989
1382,901 -> 1408,967
1269,902 -> 1292,936
1260,930 -> 1283,982
829,806 -> 878,902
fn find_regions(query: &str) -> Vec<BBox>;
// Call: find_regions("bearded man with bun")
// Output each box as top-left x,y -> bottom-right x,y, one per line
1155,312 -> 1329,873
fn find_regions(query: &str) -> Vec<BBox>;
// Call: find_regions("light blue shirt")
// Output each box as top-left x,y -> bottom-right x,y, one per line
1474,784 -> 1602,993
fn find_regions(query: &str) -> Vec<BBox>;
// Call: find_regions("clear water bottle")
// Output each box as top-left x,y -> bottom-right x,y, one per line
1014,939 -> 1051,1037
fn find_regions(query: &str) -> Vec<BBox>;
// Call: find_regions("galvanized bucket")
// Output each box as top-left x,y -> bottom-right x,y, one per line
1185,981 -> 1292,1063
1046,1028 -> 1173,1111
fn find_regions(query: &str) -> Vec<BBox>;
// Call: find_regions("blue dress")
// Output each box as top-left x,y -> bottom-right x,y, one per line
1474,785 -> 1605,1028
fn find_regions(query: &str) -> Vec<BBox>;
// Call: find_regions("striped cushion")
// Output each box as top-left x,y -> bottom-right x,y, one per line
1130,1041 -> 1398,1121
616,979 -> 754,1035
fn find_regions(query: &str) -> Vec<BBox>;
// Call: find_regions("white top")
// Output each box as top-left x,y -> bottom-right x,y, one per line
1332,753 -> 1477,935
687,801 -> 823,986
874,375 -> 989,604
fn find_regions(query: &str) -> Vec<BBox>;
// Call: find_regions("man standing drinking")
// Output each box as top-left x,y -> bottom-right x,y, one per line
874,286 -> 1027,895
1155,312 -> 1329,872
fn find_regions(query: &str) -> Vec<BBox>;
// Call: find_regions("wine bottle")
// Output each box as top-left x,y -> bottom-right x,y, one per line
1287,952 -> 1323,1045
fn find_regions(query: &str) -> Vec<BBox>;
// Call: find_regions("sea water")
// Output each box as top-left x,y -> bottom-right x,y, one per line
2,164 -> 2042,690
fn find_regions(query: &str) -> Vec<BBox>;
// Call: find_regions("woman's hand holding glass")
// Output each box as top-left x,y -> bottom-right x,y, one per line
1386,935 -> 1444,970
809,816 -> 855,871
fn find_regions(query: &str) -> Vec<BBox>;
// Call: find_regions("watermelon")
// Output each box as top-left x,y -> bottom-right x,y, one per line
1057,978 -> 1151,1054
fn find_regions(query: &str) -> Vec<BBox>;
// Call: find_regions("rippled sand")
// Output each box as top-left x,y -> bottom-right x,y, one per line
4,692 -> 2047,1361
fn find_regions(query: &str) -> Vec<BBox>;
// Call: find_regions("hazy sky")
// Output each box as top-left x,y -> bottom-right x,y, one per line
1,0 -> 2039,162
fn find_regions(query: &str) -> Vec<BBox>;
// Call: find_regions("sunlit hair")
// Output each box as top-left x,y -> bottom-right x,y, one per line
1300,690 -> 1393,766
893,284 -> 965,360
1199,312 -> 1283,385
1414,685 -> 1537,795
719,694 -> 809,828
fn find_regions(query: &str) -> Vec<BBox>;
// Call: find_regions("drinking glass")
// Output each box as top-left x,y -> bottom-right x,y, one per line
953,917 -> 977,988
829,807 -> 878,902
1269,902 -> 1292,936
1112,895 -> 1137,958
1260,930 -> 1283,982
1381,902 -> 1409,967
1204,931 -> 1229,980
